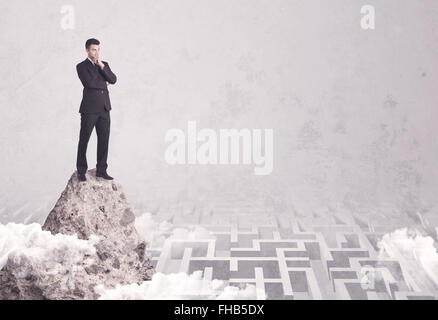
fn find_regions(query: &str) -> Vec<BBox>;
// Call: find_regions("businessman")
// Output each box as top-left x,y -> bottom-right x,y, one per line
76,38 -> 117,181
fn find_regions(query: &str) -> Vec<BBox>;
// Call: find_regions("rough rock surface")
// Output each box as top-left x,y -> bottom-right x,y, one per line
0,169 -> 155,299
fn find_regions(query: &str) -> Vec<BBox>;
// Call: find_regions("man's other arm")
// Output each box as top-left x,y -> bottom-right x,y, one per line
99,61 -> 117,84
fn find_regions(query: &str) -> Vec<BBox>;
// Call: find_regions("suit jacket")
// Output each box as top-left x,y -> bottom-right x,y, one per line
76,58 -> 117,113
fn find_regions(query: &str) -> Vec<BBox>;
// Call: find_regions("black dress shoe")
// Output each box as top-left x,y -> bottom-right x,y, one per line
96,172 -> 114,180
78,173 -> 87,181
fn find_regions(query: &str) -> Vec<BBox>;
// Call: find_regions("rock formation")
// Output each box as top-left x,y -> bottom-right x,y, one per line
0,169 -> 155,299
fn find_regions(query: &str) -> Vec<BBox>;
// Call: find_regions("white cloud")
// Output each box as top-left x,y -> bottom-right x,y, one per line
95,270 -> 258,300
0,222 -> 98,271
134,212 -> 173,247
377,228 -> 438,291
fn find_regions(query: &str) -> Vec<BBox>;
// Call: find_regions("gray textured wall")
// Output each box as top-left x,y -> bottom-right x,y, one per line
1,0 -> 437,223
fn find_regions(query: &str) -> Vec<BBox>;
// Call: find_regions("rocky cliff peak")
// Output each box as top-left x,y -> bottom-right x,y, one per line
0,169 -> 155,299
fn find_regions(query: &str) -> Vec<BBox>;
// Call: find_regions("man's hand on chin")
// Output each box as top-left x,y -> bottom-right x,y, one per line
96,59 -> 105,70
94,53 -> 105,69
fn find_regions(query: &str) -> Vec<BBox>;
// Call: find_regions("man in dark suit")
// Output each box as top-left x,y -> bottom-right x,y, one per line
76,38 -> 117,181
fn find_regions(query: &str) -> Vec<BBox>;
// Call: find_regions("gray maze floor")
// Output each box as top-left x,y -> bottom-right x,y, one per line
139,199 -> 438,300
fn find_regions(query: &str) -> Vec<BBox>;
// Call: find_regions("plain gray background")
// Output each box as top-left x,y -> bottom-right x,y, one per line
0,0 -> 437,224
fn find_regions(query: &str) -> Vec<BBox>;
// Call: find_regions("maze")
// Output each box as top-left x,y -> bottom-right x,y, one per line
136,198 -> 438,300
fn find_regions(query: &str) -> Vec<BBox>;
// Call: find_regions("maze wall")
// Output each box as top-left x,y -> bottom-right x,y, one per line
140,199 -> 438,300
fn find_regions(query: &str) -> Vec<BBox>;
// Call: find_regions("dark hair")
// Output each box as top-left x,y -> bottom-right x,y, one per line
85,38 -> 100,49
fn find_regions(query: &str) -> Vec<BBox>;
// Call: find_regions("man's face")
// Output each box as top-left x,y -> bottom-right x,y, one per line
86,44 -> 100,60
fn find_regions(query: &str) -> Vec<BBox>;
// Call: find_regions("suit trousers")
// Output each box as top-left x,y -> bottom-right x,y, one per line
76,109 -> 110,175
